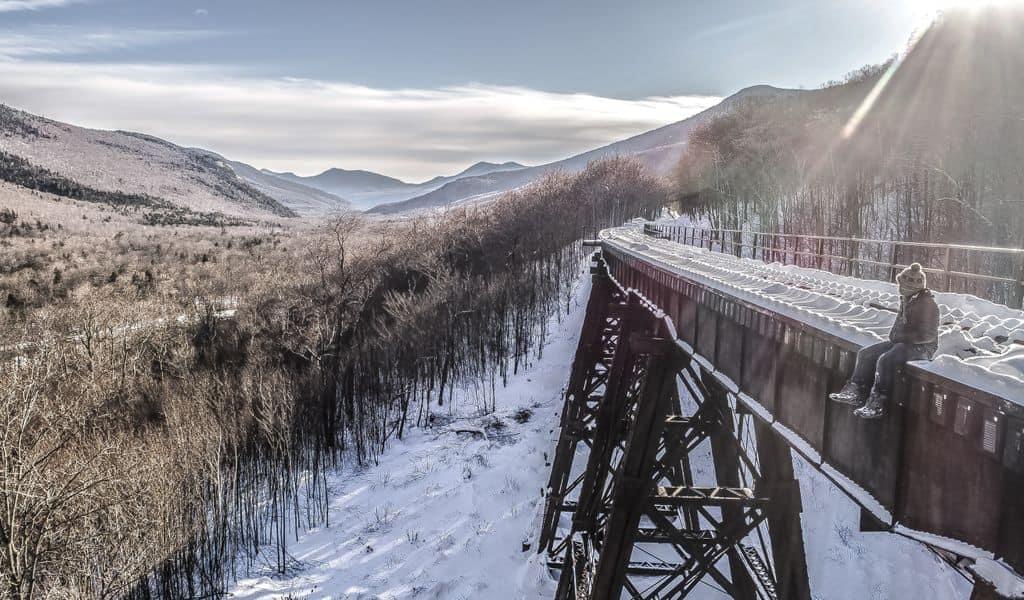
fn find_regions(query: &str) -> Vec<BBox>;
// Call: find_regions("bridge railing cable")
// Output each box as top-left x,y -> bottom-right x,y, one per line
644,224 -> 1024,309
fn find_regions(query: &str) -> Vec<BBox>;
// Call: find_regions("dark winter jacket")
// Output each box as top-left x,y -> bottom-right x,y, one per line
889,289 -> 939,350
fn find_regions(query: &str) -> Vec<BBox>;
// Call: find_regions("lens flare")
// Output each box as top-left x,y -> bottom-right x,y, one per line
909,0 -> 1024,14
842,60 -> 899,139
850,0 -> 1023,140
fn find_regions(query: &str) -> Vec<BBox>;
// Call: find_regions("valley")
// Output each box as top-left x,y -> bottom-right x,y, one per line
3,3 -> 1024,599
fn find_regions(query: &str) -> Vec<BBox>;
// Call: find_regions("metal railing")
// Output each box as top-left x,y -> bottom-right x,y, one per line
643,224 -> 1024,309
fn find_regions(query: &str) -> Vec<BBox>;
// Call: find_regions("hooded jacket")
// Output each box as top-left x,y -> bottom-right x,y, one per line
889,289 -> 940,349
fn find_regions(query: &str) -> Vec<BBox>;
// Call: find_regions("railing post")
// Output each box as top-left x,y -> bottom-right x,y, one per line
846,240 -> 857,277
943,246 -> 952,293
889,242 -> 899,282
1016,253 -> 1024,309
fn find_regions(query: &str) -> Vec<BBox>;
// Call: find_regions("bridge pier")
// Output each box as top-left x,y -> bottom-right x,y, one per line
752,419 -> 811,600
540,251 -> 812,599
706,380 -> 760,600
539,256 -> 624,556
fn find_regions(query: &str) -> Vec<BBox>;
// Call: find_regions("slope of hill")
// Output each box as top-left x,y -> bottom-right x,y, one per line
367,86 -> 796,215
267,167 -> 416,210
0,104 -> 298,219
276,167 -> 409,195
440,160 -> 526,181
225,159 -> 349,215
271,161 -> 528,210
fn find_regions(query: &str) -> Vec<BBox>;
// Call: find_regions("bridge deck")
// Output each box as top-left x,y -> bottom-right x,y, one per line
596,223 -> 1024,595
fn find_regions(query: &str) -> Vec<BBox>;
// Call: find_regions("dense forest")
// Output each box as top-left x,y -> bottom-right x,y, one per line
0,158 -> 664,598
674,7 -> 1024,303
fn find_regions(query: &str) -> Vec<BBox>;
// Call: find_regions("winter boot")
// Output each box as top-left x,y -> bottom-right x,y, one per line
854,391 -> 887,419
830,381 -> 867,406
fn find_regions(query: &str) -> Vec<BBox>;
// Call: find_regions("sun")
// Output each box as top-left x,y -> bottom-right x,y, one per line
907,0 -> 1024,14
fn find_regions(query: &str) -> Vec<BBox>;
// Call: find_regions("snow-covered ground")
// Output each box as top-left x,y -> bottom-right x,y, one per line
226,276 -> 593,600
792,452 -> 971,599
602,223 -> 1024,406
225,264 -> 971,599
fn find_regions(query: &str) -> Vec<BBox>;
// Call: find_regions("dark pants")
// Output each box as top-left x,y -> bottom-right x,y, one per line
851,341 -> 934,397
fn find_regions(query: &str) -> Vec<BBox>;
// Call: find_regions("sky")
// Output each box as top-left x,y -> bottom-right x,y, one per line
0,0 -> 933,181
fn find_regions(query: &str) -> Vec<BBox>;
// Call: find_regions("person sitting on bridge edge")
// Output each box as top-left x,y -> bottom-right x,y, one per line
830,263 -> 940,419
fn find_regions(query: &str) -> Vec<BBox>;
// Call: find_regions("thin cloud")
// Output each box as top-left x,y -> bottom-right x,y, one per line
0,0 -> 83,11
0,27 -> 225,58
690,7 -> 801,42
0,60 -> 720,180
194,8 -> 208,16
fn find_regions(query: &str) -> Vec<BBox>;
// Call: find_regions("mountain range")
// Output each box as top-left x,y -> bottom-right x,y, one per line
266,161 -> 527,211
366,85 -> 794,215
0,85 -> 794,220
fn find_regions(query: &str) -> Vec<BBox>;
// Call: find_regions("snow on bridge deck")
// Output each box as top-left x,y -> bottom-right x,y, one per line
600,222 -> 1024,408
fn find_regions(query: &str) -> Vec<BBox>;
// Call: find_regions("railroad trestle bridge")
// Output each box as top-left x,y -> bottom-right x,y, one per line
537,234 -> 1024,599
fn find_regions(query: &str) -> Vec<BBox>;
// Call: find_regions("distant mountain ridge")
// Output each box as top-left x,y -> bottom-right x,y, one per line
226,160 -> 349,215
367,85 -> 799,215
0,86 -> 798,219
0,100 -> 538,218
269,167 -> 409,194
270,160 -> 527,210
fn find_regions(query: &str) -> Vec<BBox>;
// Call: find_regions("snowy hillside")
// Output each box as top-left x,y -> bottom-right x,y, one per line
226,268 -> 969,600
226,160 -> 350,215
0,104 -> 299,219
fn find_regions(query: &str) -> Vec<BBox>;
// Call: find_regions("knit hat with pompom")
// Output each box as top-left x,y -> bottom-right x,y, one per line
897,262 -> 927,296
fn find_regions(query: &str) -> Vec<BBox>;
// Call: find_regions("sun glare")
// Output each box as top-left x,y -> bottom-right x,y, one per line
909,0 -> 1024,15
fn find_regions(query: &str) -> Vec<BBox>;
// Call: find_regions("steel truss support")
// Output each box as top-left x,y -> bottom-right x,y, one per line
706,381 -> 761,600
541,251 -> 812,599
752,419 -> 811,600
703,376 -> 811,600
540,253 -> 631,556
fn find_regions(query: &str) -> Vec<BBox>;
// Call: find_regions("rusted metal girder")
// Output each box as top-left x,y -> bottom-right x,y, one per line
540,254 -> 623,555
589,333 -> 678,599
753,417 -> 812,600
706,380 -> 761,600
570,294 -> 649,537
